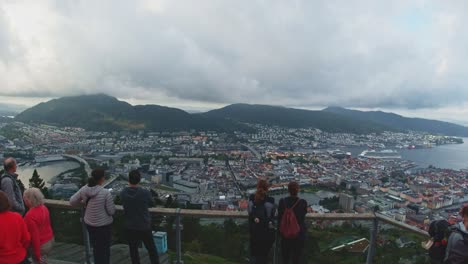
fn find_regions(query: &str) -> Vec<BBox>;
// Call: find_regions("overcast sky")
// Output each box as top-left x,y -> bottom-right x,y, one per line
2,0 -> 468,123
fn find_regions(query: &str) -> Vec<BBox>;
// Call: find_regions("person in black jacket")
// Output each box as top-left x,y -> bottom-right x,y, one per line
444,205 -> 468,264
278,182 -> 308,264
248,179 -> 276,264
120,170 -> 159,264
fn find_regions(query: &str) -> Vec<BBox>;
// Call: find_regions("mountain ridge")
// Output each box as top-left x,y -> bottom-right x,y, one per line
15,94 -> 249,132
323,106 -> 468,137
15,94 -> 468,136
200,103 -> 394,134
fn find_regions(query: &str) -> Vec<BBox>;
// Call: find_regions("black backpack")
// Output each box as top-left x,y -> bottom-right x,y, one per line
251,199 -> 268,226
428,220 -> 451,262
429,220 -> 451,241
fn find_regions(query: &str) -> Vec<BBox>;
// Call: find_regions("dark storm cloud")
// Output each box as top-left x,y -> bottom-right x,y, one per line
2,0 -> 468,109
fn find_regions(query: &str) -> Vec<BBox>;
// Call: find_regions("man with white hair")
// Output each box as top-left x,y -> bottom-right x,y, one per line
0,157 -> 25,215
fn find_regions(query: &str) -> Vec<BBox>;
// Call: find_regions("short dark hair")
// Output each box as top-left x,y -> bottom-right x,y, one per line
129,170 -> 141,185
0,191 -> 11,212
3,157 -> 16,171
288,181 -> 300,196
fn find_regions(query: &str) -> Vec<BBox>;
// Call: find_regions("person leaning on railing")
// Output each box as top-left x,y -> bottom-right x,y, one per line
23,188 -> 55,264
248,179 -> 276,264
444,205 -> 468,263
0,190 -> 31,264
278,182 -> 308,264
120,170 -> 159,264
70,169 -> 116,264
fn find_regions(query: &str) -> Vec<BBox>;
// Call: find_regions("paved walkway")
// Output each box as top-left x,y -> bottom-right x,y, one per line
49,242 -> 169,264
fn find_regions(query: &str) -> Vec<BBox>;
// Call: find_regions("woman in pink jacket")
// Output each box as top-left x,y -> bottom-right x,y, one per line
23,188 -> 54,264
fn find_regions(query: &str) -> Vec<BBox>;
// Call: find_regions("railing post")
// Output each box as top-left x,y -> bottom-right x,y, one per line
273,228 -> 278,264
174,208 -> 184,264
366,217 -> 379,264
81,208 -> 92,264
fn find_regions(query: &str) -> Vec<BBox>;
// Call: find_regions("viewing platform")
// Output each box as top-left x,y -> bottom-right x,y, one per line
44,199 -> 429,264
48,242 -> 170,264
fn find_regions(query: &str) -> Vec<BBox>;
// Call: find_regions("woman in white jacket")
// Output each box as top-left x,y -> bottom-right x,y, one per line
70,168 -> 115,264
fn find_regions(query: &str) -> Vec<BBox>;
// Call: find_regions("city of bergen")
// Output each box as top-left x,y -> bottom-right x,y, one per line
1,94 -> 468,263
4,1 -> 468,263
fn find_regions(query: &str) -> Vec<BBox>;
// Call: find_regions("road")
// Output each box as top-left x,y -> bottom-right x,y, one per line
103,175 -> 119,188
242,144 -> 262,159
226,160 -> 246,197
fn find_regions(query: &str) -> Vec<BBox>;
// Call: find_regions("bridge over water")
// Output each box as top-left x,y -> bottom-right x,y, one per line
63,154 -> 92,176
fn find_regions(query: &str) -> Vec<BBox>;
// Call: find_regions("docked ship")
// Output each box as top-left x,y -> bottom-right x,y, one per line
359,149 -> 402,160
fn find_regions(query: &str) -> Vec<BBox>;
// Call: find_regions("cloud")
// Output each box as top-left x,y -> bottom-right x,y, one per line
2,0 -> 468,111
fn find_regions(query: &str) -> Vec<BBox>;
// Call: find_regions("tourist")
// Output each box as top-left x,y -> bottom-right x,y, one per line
24,188 -> 54,264
70,169 -> 115,264
0,190 -> 31,264
120,170 -> 159,264
278,182 -> 308,264
0,157 -> 25,215
248,179 -> 276,264
444,205 -> 468,263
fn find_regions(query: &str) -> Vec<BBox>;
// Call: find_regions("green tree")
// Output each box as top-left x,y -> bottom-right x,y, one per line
350,186 -> 358,199
17,179 -> 25,194
29,169 -> 49,198
114,195 -> 122,205
165,195 -> 174,208
320,197 -> 340,211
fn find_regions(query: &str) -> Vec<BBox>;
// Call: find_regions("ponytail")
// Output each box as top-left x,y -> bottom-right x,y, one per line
255,179 -> 269,204
87,177 -> 97,187
87,168 -> 105,187
255,189 -> 267,204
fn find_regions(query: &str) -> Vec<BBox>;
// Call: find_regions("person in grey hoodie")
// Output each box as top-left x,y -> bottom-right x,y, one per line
444,205 -> 468,264
120,170 -> 159,264
0,158 -> 25,215
70,168 -> 115,264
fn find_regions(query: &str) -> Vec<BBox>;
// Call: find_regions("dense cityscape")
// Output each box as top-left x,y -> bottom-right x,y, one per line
1,119 -> 466,235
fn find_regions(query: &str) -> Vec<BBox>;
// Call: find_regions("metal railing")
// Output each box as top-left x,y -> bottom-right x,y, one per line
44,199 -> 429,264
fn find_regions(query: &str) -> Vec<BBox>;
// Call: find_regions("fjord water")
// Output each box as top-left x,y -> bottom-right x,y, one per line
17,161 -> 80,187
400,139 -> 468,170
344,138 -> 468,170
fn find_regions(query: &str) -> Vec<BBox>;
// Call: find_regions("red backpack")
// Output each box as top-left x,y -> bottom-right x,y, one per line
280,198 -> 302,239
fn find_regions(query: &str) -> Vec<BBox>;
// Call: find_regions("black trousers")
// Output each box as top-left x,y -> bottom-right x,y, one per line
250,229 -> 275,264
281,237 -> 305,264
87,224 -> 112,264
19,257 -> 31,264
125,228 -> 160,264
